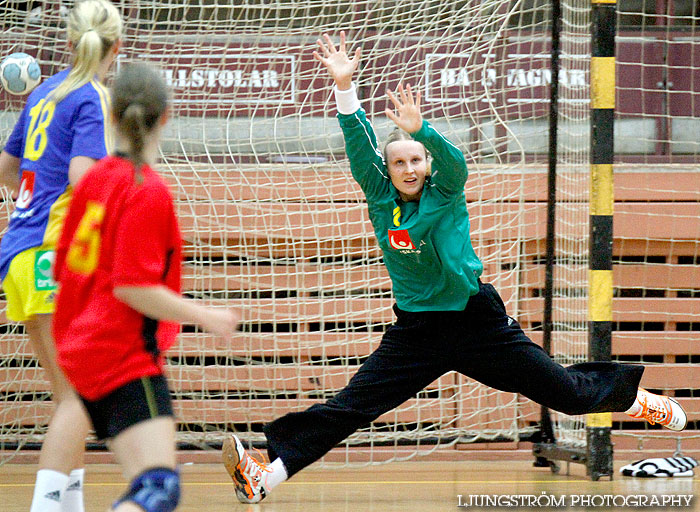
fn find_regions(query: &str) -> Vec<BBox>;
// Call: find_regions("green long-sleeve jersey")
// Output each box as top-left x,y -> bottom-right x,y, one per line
338,108 -> 483,312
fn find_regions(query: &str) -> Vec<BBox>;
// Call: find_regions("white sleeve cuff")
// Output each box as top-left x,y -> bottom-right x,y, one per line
334,83 -> 361,115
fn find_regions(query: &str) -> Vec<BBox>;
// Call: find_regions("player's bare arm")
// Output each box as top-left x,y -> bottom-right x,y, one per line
113,285 -> 239,340
0,151 -> 20,191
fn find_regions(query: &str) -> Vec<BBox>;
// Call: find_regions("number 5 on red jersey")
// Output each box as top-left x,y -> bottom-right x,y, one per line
66,200 -> 105,275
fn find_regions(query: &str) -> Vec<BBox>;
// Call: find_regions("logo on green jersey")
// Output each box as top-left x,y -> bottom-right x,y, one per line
388,229 -> 416,250
392,206 -> 401,226
35,250 -> 57,291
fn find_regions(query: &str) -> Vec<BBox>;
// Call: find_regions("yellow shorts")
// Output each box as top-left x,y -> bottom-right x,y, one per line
3,247 -> 57,322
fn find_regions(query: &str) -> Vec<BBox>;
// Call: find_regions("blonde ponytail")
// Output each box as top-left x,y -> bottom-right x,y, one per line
51,0 -> 123,103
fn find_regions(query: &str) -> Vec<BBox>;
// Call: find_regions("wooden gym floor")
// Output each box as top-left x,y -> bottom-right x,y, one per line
1,460 -> 699,511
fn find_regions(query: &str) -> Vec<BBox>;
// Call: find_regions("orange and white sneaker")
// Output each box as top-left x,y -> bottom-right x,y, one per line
628,388 -> 688,431
222,434 -> 270,503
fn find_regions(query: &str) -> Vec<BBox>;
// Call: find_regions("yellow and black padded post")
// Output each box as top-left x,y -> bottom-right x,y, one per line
587,0 -> 616,481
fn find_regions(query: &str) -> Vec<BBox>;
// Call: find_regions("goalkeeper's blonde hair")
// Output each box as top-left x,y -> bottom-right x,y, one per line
51,0 -> 122,103
382,128 -> 432,176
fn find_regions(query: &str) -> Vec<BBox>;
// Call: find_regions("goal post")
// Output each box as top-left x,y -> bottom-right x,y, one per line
586,0 -> 616,482
535,0 -> 700,476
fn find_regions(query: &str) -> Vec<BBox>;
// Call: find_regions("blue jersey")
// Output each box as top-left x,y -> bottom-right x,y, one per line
0,68 -> 112,279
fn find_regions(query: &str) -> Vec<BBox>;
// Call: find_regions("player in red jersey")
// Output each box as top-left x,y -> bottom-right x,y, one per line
53,62 -> 238,512
0,2 -> 123,510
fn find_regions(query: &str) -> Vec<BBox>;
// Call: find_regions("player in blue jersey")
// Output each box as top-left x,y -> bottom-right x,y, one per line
0,2 -> 123,511
222,32 -> 689,504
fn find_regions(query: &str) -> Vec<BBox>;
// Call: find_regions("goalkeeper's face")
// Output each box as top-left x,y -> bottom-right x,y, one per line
385,140 -> 429,202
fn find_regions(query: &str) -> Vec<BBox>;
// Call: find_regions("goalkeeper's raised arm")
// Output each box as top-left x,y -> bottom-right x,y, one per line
314,32 -> 467,202
313,32 -> 388,201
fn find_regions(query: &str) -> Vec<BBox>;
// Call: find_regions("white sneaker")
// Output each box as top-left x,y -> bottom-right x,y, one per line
628,389 -> 688,431
222,435 -> 270,504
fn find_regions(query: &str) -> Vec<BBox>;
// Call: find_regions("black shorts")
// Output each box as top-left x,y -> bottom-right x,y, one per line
80,374 -> 174,440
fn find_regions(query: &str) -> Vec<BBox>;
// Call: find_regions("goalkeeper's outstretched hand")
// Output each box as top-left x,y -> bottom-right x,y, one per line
313,31 -> 361,91
385,83 -> 423,134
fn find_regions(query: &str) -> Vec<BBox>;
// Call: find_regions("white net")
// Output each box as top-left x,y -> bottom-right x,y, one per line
3,0 -> 696,464
0,0 -> 557,462
546,0 -> 700,454
611,0 -> 700,452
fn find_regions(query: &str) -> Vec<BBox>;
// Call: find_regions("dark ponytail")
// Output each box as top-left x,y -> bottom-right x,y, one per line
120,103 -> 147,173
111,63 -> 169,182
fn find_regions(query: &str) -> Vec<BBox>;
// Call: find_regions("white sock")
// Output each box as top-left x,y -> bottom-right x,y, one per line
61,468 -> 85,512
30,469 -> 70,512
264,458 -> 288,491
625,389 -> 643,415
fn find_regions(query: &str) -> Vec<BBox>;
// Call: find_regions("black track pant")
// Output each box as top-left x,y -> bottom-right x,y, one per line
264,281 -> 643,477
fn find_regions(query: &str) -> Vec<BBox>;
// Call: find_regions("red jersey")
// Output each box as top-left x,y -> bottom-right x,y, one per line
54,155 -> 182,401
